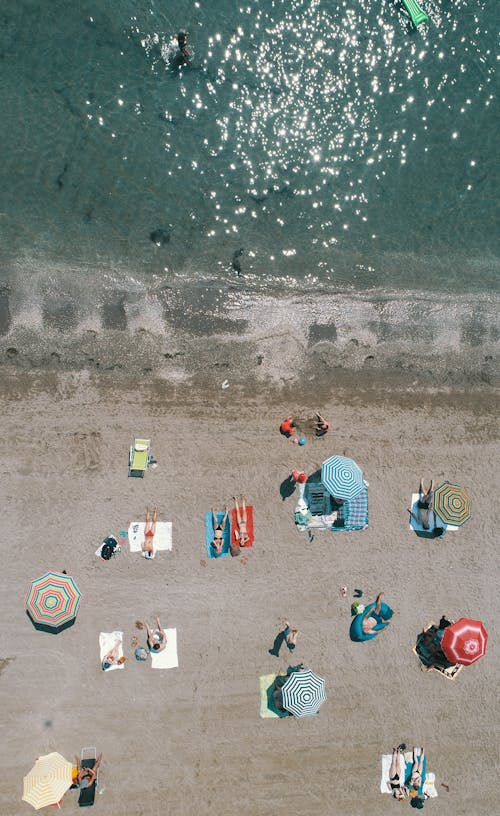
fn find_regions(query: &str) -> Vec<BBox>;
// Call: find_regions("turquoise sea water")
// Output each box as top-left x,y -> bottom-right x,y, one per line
0,0 -> 498,324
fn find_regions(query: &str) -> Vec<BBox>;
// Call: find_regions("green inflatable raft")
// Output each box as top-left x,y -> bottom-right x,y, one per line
400,0 -> 428,27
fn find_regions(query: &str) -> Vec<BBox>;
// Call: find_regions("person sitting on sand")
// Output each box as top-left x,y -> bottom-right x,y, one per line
233,496 -> 250,546
280,416 -> 295,437
283,620 -> 299,651
212,507 -> 229,555
313,412 -> 331,437
408,478 -> 435,530
101,637 -> 125,671
387,745 -> 409,800
75,753 -> 102,788
361,592 -> 394,636
142,505 -> 157,559
144,616 -> 167,652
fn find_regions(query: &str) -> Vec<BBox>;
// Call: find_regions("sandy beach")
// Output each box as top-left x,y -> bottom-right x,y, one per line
0,368 -> 498,816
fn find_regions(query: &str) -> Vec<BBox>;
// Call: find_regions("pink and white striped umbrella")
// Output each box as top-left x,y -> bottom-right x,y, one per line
441,618 -> 488,666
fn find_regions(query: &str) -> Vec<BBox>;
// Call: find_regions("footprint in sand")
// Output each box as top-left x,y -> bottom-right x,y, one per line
200,558 -> 207,567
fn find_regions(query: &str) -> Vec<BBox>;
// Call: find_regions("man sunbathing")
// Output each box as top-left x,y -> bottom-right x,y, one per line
211,507 -> 229,555
75,753 -> 102,788
144,616 -> 167,652
142,505 -> 158,559
233,496 -> 250,546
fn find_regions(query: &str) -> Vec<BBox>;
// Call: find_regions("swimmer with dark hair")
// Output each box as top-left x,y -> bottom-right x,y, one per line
177,31 -> 190,60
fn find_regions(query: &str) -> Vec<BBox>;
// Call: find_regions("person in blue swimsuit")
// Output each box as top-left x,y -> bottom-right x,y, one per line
361,592 -> 394,637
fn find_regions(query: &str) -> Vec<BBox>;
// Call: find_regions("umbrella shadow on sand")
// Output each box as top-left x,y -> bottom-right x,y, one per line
26,610 -> 76,634
268,630 -> 286,656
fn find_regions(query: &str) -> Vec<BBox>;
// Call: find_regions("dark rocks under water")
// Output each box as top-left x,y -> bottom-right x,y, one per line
150,229 -> 170,246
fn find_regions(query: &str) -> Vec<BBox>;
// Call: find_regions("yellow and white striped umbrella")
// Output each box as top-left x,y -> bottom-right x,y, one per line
22,752 -> 73,810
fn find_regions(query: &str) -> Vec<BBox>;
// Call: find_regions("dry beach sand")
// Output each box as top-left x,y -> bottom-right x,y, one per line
0,368 -> 498,816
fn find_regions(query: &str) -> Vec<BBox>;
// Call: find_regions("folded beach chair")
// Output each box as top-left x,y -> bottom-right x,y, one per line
78,747 -> 98,808
230,505 -> 254,548
128,438 -> 151,478
205,511 -> 230,558
305,482 -> 332,515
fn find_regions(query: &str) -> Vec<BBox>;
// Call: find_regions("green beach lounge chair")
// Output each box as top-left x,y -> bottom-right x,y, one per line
128,438 -> 151,478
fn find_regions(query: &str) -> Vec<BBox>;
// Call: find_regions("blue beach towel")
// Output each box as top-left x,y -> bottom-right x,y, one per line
205,511 -> 230,559
405,753 -> 427,795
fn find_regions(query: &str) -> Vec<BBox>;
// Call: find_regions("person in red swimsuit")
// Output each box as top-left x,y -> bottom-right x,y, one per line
142,505 -> 157,559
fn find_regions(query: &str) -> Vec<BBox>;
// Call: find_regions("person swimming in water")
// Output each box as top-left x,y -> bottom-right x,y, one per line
177,31 -> 190,61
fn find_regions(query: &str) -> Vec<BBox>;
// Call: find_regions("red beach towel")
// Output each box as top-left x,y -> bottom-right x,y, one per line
231,505 -> 254,548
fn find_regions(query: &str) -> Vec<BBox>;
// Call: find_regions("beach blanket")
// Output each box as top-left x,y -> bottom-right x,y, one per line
380,752 -> 405,793
150,628 -> 178,669
230,505 -> 254,548
337,488 -> 369,530
205,511 -> 230,558
409,493 -> 457,533
128,522 -> 173,556
99,631 -> 124,672
259,673 -> 288,718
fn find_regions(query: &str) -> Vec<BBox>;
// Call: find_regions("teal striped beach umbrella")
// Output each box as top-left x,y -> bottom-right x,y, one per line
321,455 -> 364,500
281,670 -> 326,718
433,482 -> 471,527
26,572 -> 81,630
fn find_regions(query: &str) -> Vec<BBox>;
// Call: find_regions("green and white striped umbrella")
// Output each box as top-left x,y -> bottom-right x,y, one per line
281,670 -> 326,717
433,482 -> 471,527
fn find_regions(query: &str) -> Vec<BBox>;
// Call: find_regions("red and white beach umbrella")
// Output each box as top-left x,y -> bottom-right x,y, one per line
441,618 -> 488,666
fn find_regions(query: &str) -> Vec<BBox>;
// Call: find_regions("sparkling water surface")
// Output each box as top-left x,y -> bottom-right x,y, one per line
0,0 -> 498,299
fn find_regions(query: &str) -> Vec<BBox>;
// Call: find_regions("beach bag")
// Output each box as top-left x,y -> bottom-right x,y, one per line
101,536 -> 118,560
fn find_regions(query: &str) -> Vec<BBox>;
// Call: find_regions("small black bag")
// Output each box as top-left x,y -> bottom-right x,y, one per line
101,536 -> 118,560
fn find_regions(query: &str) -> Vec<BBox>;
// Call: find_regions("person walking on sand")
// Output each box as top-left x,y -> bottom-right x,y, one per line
142,505 -> 157,559
387,745 -> 409,800
233,496 -> 250,546
211,506 -> 229,555
313,411 -> 331,437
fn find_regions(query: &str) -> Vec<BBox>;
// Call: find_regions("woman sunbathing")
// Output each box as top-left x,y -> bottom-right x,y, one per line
387,745 -> 409,800
211,507 -> 229,555
101,637 -> 125,670
75,753 -> 102,788
142,505 -> 158,559
144,617 -> 167,652
410,747 -> 425,792
408,478 -> 435,530
233,496 -> 250,546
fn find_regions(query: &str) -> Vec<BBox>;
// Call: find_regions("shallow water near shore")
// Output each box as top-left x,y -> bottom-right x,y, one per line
0,0 -> 498,314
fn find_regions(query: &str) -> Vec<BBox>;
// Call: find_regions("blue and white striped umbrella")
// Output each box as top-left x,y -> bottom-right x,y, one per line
321,455 -> 364,500
281,670 -> 326,718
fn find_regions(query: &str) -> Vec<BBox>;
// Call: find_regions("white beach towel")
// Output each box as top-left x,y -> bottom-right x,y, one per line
128,522 -> 173,555
99,631 -> 124,672
150,628 -> 178,669
380,752 -> 405,793
423,772 -> 438,798
409,494 -> 457,533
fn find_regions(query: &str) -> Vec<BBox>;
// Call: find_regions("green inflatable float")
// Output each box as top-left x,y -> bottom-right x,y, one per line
400,0 -> 428,27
